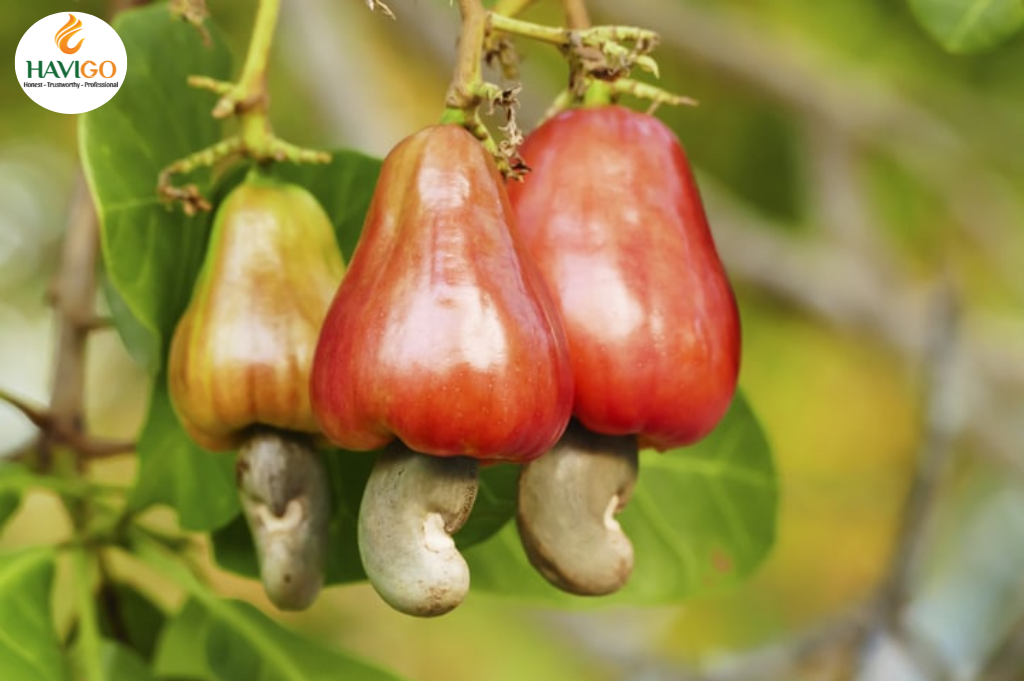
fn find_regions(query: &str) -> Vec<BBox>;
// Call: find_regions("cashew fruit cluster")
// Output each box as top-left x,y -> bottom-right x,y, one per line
168,106 -> 739,618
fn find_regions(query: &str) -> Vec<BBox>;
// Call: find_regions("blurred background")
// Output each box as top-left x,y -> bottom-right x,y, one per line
2,1 -> 1023,680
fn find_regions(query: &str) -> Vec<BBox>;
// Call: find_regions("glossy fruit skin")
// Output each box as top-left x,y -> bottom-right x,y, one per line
310,125 -> 572,462
169,175 -> 345,451
506,106 -> 740,450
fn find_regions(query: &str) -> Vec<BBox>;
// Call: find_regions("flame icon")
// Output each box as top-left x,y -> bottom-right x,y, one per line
55,14 -> 84,55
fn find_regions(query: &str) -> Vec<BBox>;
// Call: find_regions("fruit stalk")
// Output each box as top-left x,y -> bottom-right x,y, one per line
158,0 -> 328,210
446,0 -> 488,112
232,0 -> 279,114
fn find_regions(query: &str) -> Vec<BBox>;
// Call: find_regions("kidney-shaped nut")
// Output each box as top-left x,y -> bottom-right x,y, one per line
358,441 -> 479,617
237,428 -> 330,611
517,422 -> 639,596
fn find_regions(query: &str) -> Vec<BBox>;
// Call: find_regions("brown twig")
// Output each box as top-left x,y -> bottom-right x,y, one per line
701,610 -> 869,681
10,174 -> 135,470
0,390 -> 51,432
47,176 -> 100,448
445,0 -> 488,110
844,281 -> 961,679
562,0 -> 591,30
879,284 -> 961,618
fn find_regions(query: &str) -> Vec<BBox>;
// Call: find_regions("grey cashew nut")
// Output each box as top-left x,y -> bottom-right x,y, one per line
237,428 -> 330,611
358,441 -> 479,617
516,422 -> 639,596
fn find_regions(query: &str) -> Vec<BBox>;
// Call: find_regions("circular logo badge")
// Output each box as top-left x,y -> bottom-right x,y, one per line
14,12 -> 128,115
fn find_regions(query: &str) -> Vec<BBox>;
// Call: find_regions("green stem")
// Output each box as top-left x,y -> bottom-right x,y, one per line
130,529 -> 210,599
237,0 -> 279,97
488,14 -> 656,48
582,79 -> 613,107
611,78 -> 698,110
489,14 -> 569,45
163,0 -> 327,209
72,548 -> 104,681
239,113 -> 272,157
234,0 -> 280,153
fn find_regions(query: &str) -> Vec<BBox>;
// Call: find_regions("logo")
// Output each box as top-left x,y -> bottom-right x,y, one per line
15,12 -> 127,115
55,14 -> 84,55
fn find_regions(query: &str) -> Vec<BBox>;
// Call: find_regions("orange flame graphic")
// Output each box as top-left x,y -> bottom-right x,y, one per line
55,14 -> 84,55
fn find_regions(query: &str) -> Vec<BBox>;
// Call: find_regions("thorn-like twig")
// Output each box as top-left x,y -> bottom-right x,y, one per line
19,174 -> 138,469
0,389 -> 51,431
847,280 -> 962,678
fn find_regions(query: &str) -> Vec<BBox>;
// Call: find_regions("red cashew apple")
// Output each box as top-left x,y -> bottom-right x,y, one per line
310,124 -> 573,616
310,124 -> 572,461
507,105 -> 740,450
507,105 -> 741,595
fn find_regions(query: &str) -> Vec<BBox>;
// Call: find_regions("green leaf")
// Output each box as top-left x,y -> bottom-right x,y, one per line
156,598 -> 408,681
318,451 -> 372,582
267,153 -> 382,261
0,548 -> 68,681
208,518 -> 258,583
80,4 -> 232,368
101,641 -> 155,681
908,0 -> 1024,53
457,462 -> 518,548
152,599 -> 214,681
212,450 -> 516,586
101,276 -> 160,376
465,391 -> 778,605
96,583 -> 166,663
0,464 -> 27,532
0,491 -> 20,531
130,372 -> 239,531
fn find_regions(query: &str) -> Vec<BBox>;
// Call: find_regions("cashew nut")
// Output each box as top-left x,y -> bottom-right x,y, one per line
358,441 -> 479,617
237,428 -> 330,611
516,422 -> 639,595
